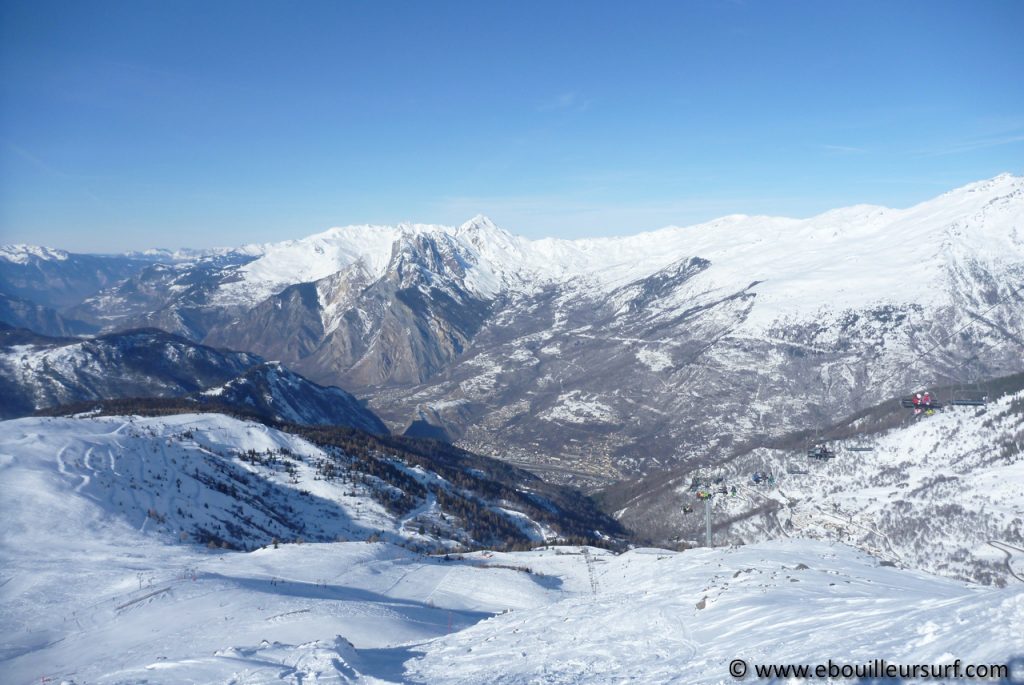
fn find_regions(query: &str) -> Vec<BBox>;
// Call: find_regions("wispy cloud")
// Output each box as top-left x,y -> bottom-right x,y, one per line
537,91 -> 591,113
2,141 -> 104,205
821,144 -> 868,154
4,141 -> 71,178
917,131 -> 1024,157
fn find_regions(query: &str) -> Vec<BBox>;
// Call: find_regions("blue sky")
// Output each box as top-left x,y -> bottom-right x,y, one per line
1,0 -> 1022,252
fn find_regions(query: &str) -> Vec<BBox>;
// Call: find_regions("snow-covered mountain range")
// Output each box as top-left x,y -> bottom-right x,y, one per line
0,325 -> 386,432
3,174 -> 1023,482
3,172 -> 1024,683
114,173 -> 1024,317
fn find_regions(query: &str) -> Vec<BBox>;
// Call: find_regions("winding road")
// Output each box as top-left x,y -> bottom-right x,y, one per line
988,541 -> 1024,583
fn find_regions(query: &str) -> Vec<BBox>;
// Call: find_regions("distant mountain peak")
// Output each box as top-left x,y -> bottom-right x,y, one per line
937,172 -> 1022,200
457,214 -> 499,231
0,244 -> 70,264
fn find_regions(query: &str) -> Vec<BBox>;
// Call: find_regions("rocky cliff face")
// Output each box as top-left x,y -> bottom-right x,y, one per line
205,230 -> 493,388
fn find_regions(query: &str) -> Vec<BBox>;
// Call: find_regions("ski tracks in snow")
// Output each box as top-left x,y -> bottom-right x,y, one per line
55,443 -> 93,495
54,443 -> 69,478
107,444 -> 121,476
74,446 -> 94,493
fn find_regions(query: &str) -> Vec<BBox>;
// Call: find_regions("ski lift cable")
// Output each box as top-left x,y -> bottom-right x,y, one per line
695,283 -> 1021,492
877,281 -> 1024,394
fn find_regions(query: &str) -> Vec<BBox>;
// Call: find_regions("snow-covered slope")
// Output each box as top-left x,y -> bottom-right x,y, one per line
608,383 -> 1024,585
0,327 -> 392,434
411,542 -> 1024,684
0,413 -> 619,552
0,412 -> 625,680
0,326 -> 261,418
0,413 -> 402,550
729,391 -> 1024,585
199,361 -> 389,434
2,504 -> 1021,683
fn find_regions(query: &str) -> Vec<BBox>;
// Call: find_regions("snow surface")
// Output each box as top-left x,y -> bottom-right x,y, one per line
3,413 -> 1023,684
0,244 -> 70,264
0,414 -> 404,551
636,347 -> 674,373
196,361 -> 387,432
717,387 -> 1024,585
0,332 -> 258,415
540,391 -> 619,425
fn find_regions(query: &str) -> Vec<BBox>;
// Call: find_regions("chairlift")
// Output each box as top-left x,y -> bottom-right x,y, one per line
807,444 -> 836,460
950,358 -> 989,407
900,392 -> 943,410
950,384 -> 988,407
846,440 -> 874,452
